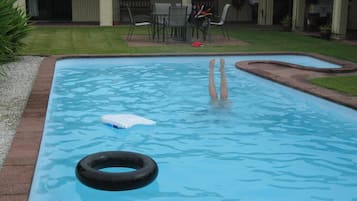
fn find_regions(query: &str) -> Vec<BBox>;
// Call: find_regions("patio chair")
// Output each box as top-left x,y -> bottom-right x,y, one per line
210,4 -> 231,39
167,6 -> 188,41
153,3 -> 171,41
175,3 -> 192,14
153,3 -> 171,22
127,4 -> 152,40
189,4 -> 213,41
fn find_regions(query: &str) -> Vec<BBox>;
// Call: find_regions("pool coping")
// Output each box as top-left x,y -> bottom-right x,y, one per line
0,52 -> 356,201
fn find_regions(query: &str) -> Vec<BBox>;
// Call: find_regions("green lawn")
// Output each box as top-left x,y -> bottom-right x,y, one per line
20,25 -> 357,97
310,75 -> 357,96
21,26 -> 357,63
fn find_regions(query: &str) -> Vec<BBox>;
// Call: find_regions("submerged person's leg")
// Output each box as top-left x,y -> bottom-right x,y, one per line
209,59 -> 218,101
219,58 -> 228,100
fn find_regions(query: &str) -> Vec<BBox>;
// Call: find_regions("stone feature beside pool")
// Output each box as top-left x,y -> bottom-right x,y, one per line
235,54 -> 357,109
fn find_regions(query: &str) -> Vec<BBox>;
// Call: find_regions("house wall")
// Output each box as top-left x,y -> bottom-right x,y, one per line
348,0 -> 357,30
331,0 -> 348,39
14,0 -> 26,12
72,0 -> 99,22
218,0 -> 252,22
258,0 -> 274,25
292,0 -> 305,31
99,0 -> 113,26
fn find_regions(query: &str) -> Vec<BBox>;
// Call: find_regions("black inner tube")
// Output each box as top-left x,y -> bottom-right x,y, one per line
75,151 -> 158,191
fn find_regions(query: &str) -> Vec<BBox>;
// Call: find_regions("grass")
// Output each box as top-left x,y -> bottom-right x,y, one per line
21,26 -> 357,63
310,75 -> 357,96
20,25 -> 357,97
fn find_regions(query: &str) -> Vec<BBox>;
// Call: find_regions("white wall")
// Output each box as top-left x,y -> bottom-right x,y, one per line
218,0 -> 252,22
72,0 -> 99,22
14,0 -> 26,13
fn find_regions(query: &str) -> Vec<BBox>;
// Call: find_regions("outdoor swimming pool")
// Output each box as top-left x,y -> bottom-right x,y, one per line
29,55 -> 357,201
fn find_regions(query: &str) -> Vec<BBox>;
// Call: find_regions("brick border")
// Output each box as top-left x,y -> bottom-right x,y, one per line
0,53 -> 356,201
0,56 -> 56,201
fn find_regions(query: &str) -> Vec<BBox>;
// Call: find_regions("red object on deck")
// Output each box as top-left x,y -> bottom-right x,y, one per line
192,41 -> 203,47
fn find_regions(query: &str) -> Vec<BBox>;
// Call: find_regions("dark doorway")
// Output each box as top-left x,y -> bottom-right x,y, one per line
273,0 -> 293,24
27,0 -> 72,21
347,0 -> 357,40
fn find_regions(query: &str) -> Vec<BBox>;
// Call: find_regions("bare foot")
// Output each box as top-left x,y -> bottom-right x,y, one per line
220,58 -> 225,71
209,59 -> 218,101
209,59 -> 215,70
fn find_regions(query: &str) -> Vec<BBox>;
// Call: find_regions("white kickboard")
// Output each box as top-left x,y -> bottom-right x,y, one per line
101,114 -> 156,129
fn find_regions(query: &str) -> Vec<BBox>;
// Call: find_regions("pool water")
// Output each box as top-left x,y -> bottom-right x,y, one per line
29,55 -> 356,201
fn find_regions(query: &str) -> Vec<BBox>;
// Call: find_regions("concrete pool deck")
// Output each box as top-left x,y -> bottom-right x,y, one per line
0,53 -> 356,201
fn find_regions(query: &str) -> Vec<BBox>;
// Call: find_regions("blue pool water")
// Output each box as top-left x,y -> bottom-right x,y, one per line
29,55 -> 356,201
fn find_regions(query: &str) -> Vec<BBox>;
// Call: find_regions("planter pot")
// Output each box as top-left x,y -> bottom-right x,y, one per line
320,30 -> 331,40
281,24 -> 291,32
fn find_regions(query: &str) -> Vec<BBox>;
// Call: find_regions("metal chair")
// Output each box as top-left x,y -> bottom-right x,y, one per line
153,3 -> 171,23
152,3 -> 171,41
175,3 -> 192,14
210,4 -> 231,39
167,6 -> 188,41
126,4 -> 151,40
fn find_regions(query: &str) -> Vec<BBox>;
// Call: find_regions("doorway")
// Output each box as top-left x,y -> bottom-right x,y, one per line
347,0 -> 357,40
27,0 -> 72,21
273,0 -> 293,24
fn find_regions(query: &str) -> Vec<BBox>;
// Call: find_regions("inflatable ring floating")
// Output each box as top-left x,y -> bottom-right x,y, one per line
75,151 -> 158,191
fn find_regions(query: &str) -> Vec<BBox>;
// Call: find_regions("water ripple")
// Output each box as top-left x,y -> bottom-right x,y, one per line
31,57 -> 357,201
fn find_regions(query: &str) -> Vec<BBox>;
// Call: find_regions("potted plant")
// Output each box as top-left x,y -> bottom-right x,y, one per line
319,24 -> 331,40
281,15 -> 291,31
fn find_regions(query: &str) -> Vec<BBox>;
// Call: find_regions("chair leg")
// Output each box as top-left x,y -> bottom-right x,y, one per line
130,27 -> 135,40
224,26 -> 230,40
221,25 -> 230,40
220,26 -> 225,39
191,26 -> 199,40
207,27 -> 212,42
163,24 -> 166,42
155,25 -> 160,41
127,26 -> 134,40
147,25 -> 152,40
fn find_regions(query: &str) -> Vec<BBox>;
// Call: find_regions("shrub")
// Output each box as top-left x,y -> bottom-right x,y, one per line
319,24 -> 331,32
0,0 -> 30,71
319,24 -> 332,40
280,15 -> 292,31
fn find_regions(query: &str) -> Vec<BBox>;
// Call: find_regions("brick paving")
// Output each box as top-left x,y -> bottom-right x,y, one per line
235,55 -> 357,109
0,57 -> 56,201
0,53 -> 356,201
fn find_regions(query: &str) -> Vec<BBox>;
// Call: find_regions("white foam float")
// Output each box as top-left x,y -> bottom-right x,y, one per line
101,114 -> 156,129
